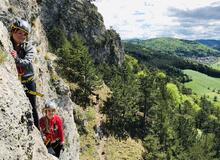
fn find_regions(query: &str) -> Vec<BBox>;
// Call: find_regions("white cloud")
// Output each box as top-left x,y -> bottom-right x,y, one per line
93,0 -> 220,40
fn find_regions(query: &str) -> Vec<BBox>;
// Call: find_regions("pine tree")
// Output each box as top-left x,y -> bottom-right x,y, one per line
142,135 -> 166,160
137,68 -> 157,135
57,32 -> 99,107
188,134 -> 217,160
48,26 -> 71,51
103,59 -> 140,137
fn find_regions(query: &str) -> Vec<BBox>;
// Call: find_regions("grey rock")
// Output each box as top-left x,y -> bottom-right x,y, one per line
0,0 -> 125,159
0,1 -> 79,159
40,0 -> 125,65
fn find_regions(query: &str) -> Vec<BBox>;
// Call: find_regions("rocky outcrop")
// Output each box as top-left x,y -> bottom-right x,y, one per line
45,53 -> 80,160
0,0 -> 125,159
40,0 -> 124,65
0,21 -> 57,160
0,0 -> 79,159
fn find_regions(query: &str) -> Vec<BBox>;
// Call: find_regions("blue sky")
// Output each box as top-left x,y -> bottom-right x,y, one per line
93,0 -> 220,40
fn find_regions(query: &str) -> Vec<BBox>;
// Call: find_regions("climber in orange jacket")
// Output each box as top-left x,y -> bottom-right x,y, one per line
39,101 -> 64,158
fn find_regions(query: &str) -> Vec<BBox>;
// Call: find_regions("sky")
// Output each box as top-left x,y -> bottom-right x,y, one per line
93,0 -> 220,40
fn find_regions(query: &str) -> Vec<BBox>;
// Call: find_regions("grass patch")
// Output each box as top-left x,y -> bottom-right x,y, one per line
0,48 -> 7,64
211,57 -> 220,71
68,82 -> 79,91
85,107 -> 96,121
80,107 -> 99,160
93,83 -> 111,102
183,69 -> 220,101
50,72 -> 60,81
79,89 -> 144,160
44,52 -> 57,61
105,136 -> 144,160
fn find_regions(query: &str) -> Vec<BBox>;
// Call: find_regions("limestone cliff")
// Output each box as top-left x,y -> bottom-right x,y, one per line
0,0 -> 125,159
39,0 -> 124,65
0,21 -> 58,160
0,0 -> 79,159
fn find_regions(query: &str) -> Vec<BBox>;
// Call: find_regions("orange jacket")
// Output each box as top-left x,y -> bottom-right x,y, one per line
39,115 -> 64,144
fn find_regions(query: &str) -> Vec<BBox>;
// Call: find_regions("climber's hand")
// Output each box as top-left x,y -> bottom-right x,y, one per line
10,50 -> 17,59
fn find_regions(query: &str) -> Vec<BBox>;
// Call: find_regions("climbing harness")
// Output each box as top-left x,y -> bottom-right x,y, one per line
24,86 -> 44,97
21,75 -> 34,83
45,139 -> 51,146
18,74 -> 44,97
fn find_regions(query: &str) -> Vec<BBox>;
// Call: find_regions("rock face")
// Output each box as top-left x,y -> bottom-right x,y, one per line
0,0 -> 125,159
0,0 -> 79,159
40,0 -> 124,65
0,21 -> 57,160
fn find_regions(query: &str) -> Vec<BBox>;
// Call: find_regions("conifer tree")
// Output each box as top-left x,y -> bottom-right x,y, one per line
48,26 -> 71,51
188,134 -> 217,160
57,32 -> 99,107
137,68 -> 157,134
103,59 -> 140,136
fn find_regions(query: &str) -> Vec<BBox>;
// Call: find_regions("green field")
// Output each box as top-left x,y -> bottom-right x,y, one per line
183,69 -> 220,101
211,57 -> 220,70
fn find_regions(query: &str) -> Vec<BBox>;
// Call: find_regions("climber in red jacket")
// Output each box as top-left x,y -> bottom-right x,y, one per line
39,101 -> 64,158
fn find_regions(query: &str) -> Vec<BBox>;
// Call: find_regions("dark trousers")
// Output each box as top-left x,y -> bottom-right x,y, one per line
23,80 -> 39,129
46,140 -> 63,158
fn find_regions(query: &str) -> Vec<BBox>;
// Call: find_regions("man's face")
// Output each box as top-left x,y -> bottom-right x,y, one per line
12,29 -> 28,44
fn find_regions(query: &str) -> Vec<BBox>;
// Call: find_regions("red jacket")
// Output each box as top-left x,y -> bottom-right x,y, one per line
39,115 -> 64,143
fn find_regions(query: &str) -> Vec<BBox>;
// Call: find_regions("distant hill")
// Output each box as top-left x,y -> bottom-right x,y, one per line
196,39 -> 220,51
123,37 -> 220,57
123,38 -> 220,79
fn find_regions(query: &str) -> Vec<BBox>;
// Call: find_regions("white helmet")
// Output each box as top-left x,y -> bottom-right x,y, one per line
43,100 -> 57,111
11,18 -> 31,34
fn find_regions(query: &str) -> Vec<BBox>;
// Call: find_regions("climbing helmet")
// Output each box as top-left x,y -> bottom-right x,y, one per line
11,18 -> 31,34
44,101 -> 57,111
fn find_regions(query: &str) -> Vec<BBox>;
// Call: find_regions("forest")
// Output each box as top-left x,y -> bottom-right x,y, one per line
48,27 -> 220,159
